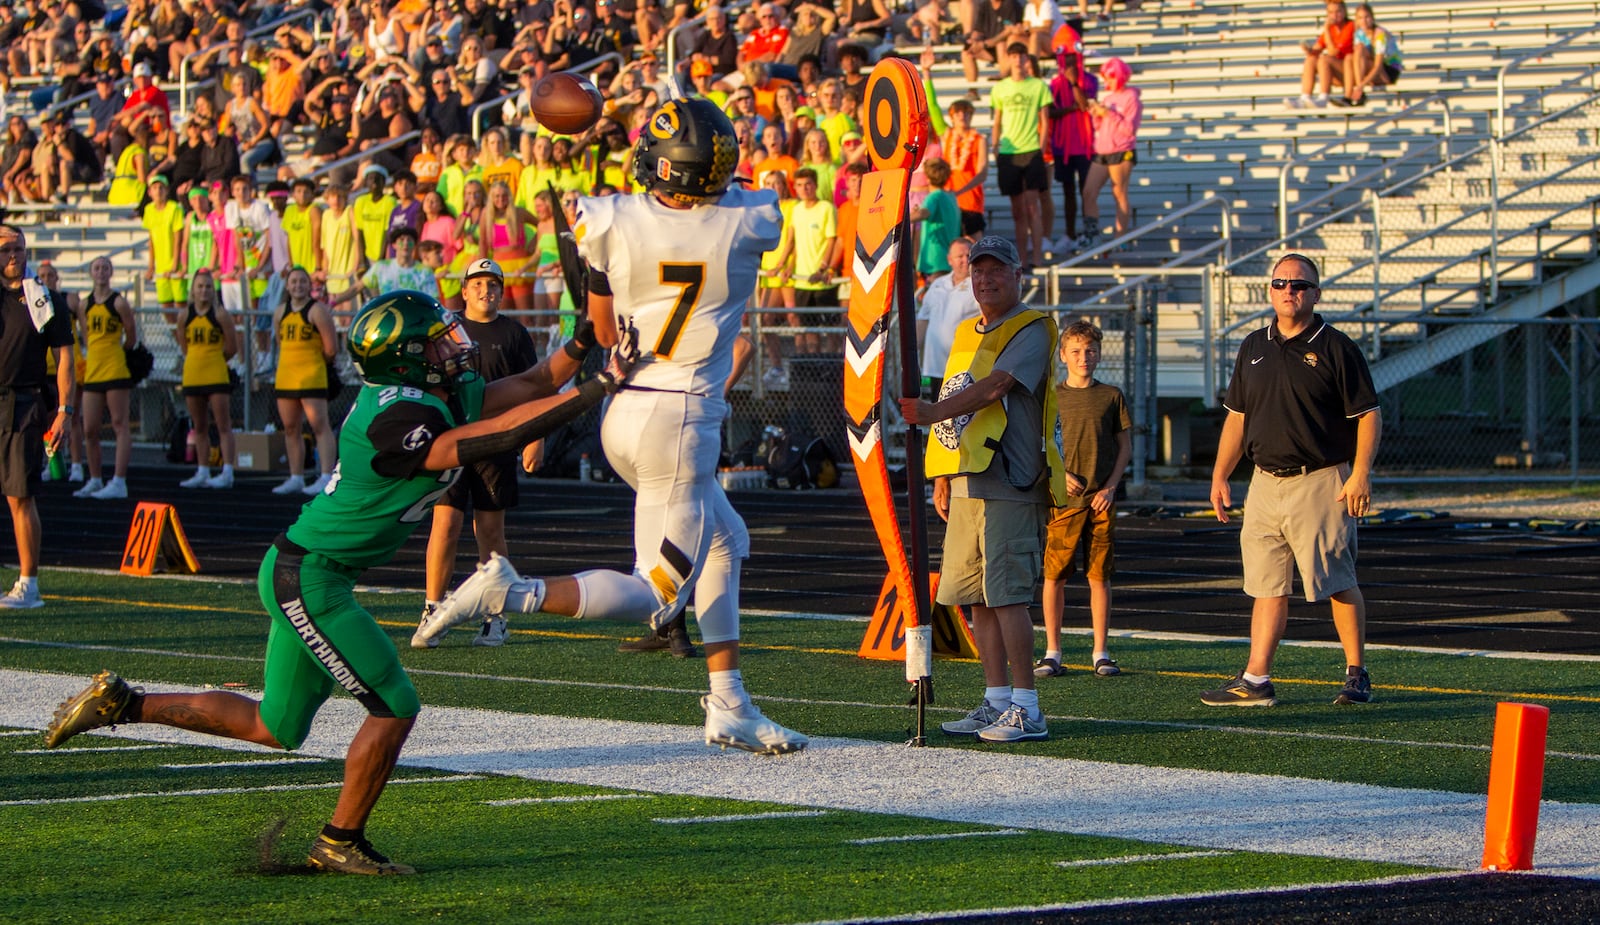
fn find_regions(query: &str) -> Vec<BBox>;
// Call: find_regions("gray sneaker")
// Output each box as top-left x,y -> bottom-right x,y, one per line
940,701 -> 1002,737
978,704 -> 1049,742
471,615 -> 509,647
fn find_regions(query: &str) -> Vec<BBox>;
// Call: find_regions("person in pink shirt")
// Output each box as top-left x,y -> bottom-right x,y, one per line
1047,27 -> 1097,253
1080,57 -> 1140,242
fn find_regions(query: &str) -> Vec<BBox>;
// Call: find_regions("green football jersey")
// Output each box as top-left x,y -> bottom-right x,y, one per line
285,376 -> 485,569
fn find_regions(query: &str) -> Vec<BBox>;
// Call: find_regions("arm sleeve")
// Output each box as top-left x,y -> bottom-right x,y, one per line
366,401 -> 453,479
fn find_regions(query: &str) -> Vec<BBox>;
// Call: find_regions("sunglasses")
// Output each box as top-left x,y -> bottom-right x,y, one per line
1270,278 -> 1318,292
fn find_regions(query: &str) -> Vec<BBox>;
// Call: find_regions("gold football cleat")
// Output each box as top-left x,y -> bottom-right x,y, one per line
44,670 -> 141,748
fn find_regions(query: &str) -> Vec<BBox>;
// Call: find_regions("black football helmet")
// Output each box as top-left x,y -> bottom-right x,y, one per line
632,97 -> 739,205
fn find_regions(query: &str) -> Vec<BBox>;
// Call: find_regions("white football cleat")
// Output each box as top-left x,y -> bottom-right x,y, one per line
412,553 -> 537,649
702,695 -> 808,755
471,615 -> 509,647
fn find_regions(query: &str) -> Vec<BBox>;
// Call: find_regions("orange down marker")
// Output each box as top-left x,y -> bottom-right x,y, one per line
1481,701 -> 1550,871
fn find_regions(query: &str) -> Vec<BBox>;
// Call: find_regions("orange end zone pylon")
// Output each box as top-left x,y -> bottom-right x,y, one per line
1482,701 -> 1550,871
120,502 -> 200,576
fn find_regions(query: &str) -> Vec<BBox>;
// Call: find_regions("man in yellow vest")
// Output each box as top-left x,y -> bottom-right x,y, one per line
899,235 -> 1062,743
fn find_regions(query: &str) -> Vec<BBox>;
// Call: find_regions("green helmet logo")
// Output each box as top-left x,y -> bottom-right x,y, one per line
348,290 -> 478,390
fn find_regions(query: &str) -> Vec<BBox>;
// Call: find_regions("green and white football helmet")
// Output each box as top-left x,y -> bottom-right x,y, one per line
347,290 -> 479,390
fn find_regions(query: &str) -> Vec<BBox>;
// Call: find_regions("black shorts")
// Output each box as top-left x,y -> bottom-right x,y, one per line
0,391 -> 46,498
82,378 -> 133,393
959,209 -> 987,237
439,454 -> 520,513
996,151 -> 1048,197
1092,150 -> 1137,167
793,287 -> 840,325
1383,64 -> 1401,84
182,383 -> 234,397
1054,154 -> 1091,185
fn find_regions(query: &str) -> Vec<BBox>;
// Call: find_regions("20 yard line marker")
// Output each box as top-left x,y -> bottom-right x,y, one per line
654,810 -> 830,825
851,829 -> 1025,845
0,774 -> 483,806
1054,850 -> 1232,868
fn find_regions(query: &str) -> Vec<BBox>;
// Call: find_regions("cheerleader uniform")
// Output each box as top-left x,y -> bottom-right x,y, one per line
81,292 -> 132,393
274,302 -> 331,399
180,304 -> 233,397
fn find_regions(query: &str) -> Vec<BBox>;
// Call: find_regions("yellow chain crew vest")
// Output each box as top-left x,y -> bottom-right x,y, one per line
924,308 -> 1068,505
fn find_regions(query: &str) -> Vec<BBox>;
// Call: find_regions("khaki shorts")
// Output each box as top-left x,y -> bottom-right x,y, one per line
1240,464 -> 1358,603
1043,504 -> 1115,582
936,496 -> 1045,608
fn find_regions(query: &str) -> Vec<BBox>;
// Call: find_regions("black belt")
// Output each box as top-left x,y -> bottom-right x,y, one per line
272,533 -> 362,577
1259,463 -> 1336,478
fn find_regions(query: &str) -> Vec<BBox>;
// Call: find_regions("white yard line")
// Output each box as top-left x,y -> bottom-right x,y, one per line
850,830 -> 1025,845
484,794 -> 650,806
1054,850 -> 1232,868
653,810 -> 831,825
4,669 -> 1598,879
0,774 -> 482,807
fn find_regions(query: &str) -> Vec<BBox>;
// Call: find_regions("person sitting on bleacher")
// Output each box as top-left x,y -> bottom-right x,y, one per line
0,116 -> 38,206
40,112 -> 102,202
962,0 -> 1027,92
1337,3 -> 1402,108
1288,0 -> 1354,109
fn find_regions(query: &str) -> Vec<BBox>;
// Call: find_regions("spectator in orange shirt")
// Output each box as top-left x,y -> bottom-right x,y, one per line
739,3 -> 791,66
741,61 -> 794,124
752,124 -> 799,185
1289,0 -> 1355,109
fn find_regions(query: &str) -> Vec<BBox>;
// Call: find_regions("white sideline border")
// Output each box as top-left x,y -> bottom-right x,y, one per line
34,564 -> 1600,664
4,669 -> 1598,881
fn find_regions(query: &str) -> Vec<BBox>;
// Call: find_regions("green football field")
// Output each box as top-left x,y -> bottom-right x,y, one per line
2,569 -> 1596,923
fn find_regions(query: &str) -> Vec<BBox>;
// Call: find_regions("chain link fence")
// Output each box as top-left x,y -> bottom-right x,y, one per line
102,288 -> 1600,483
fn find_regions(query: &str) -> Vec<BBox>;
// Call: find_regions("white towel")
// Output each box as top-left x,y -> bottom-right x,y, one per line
22,272 -> 53,332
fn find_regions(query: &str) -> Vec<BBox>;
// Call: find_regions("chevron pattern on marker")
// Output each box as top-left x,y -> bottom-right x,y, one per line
844,316 -> 888,378
846,416 -> 882,461
851,236 -> 898,297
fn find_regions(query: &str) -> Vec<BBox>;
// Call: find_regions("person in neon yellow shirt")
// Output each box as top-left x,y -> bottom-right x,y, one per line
352,166 -> 398,266
142,174 -> 186,331
989,42 -> 1052,268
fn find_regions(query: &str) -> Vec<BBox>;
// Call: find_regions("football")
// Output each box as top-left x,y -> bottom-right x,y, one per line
531,72 -> 604,135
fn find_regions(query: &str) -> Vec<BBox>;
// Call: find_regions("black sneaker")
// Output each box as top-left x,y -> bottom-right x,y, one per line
1334,667 -> 1372,704
665,617 -> 699,658
1200,672 -> 1277,707
306,834 -> 416,875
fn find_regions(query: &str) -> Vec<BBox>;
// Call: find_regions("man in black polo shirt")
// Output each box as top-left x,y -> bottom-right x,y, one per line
0,225 -> 76,609
1203,253 -> 1381,707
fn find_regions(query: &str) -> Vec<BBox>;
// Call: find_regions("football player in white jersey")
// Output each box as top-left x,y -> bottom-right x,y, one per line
416,98 -> 808,755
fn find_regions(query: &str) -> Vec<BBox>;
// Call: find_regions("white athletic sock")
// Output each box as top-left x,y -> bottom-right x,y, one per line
18,576 -> 38,593
1243,671 -> 1270,686
1011,687 -> 1041,720
1093,651 -> 1109,664
984,686 -> 1012,713
709,669 -> 748,709
1044,650 -> 1062,664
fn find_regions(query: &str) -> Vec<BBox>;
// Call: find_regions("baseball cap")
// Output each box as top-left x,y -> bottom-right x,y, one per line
133,62 -> 153,77
690,59 -> 713,78
793,106 -> 817,121
462,258 -> 504,283
148,173 -> 170,187
968,235 -> 1021,267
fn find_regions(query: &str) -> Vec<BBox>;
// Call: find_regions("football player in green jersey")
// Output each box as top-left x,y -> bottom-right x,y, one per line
43,281 -> 625,876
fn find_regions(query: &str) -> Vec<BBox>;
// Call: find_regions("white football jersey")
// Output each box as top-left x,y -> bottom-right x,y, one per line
575,186 -> 782,395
